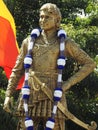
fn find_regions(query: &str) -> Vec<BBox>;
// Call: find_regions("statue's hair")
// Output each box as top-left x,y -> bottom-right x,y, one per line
40,3 -> 62,29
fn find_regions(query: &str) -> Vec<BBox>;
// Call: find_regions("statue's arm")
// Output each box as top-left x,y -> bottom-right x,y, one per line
5,38 -> 28,97
62,38 -> 96,91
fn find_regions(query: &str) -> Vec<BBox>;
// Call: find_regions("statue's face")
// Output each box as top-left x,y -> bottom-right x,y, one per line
39,10 -> 56,31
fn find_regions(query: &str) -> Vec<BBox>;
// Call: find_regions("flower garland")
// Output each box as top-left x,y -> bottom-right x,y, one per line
22,29 -> 41,130
21,28 -> 67,130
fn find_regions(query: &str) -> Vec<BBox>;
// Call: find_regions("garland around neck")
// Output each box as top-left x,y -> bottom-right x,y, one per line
21,28 -> 67,130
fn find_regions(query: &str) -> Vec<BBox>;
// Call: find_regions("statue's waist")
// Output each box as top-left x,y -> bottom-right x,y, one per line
29,70 -> 58,78
28,71 -> 58,101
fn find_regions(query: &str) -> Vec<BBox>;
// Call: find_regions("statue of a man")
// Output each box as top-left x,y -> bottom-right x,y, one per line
3,3 -> 96,130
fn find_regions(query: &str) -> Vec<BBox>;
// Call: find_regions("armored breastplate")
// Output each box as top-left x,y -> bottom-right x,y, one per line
28,36 -> 62,102
32,36 -> 60,73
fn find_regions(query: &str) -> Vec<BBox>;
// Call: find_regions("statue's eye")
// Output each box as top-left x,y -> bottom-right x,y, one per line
40,15 -> 44,19
45,16 -> 49,19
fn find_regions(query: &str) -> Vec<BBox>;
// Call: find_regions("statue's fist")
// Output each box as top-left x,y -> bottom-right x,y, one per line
3,97 -> 12,113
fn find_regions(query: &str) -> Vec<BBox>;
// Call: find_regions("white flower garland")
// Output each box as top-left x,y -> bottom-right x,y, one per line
21,28 -> 67,130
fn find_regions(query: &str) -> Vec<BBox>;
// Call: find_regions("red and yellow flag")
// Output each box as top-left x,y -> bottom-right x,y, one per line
0,0 -> 19,79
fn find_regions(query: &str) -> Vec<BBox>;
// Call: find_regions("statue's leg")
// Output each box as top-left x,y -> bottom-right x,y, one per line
53,118 -> 65,130
16,117 -> 45,130
17,117 -> 66,130
16,117 -> 26,130
33,117 -> 45,130
34,118 -> 65,130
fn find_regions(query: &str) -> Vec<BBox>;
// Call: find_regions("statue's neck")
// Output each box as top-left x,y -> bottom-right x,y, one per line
41,29 -> 57,45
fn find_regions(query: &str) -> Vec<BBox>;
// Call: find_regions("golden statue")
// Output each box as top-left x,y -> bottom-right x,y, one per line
3,3 -> 97,130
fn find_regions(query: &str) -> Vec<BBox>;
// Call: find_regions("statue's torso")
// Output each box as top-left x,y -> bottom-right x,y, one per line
27,36 -> 67,118
32,36 -> 60,73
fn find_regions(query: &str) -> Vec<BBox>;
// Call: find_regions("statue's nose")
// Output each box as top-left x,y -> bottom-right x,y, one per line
41,18 -> 46,22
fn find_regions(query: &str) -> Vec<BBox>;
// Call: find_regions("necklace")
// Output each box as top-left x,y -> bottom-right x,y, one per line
22,29 -> 67,130
42,35 -> 57,45
41,30 -> 57,45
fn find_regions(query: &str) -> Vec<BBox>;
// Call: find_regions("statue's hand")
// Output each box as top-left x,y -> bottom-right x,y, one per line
62,81 -> 71,92
3,97 -> 12,113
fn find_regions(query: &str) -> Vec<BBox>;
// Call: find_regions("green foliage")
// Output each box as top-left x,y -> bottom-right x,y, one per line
75,17 -> 91,27
89,14 -> 98,26
62,23 -> 98,57
0,67 -> 8,89
0,89 -> 18,130
66,74 -> 98,130
94,55 -> 98,79
85,0 -> 98,14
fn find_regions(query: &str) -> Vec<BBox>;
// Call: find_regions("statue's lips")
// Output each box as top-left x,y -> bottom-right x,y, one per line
40,23 -> 48,27
40,24 -> 46,27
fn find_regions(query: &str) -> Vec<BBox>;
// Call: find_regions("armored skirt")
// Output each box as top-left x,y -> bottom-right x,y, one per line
17,73 -> 67,117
